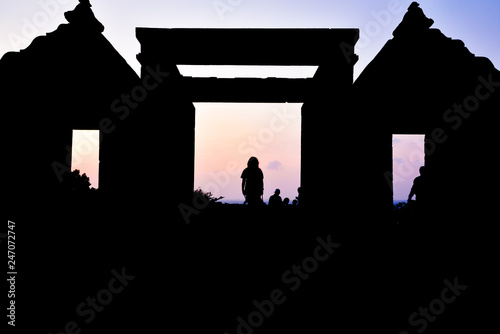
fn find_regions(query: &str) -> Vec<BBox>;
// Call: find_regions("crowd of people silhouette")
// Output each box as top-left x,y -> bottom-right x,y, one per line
241,156 -> 301,208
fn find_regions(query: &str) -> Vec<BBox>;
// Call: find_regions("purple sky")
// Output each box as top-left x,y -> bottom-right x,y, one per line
1,1 -> 498,78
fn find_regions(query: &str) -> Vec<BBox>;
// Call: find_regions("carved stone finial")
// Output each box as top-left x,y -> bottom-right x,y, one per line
64,0 -> 104,33
393,2 -> 434,38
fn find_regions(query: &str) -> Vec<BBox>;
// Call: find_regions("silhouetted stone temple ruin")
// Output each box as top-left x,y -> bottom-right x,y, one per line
135,27 -> 359,214
3,1 -> 499,333
3,1 -> 498,225
354,2 -> 499,225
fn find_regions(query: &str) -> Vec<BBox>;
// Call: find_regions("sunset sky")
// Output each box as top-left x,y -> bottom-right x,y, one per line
1,0 -> 498,201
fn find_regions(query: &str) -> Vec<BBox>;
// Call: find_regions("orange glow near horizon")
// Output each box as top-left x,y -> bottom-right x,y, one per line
71,130 -> 100,189
195,103 -> 302,203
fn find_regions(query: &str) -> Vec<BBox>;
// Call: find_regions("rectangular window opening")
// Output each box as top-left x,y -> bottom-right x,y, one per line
71,130 -> 100,189
392,134 -> 425,204
194,103 -> 302,204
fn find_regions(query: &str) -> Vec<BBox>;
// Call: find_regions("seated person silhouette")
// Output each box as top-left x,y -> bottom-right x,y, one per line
408,166 -> 429,204
241,157 -> 264,206
269,189 -> 283,208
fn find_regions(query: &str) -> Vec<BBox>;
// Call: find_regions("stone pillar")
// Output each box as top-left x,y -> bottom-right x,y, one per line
137,57 -> 195,216
301,55 -> 355,211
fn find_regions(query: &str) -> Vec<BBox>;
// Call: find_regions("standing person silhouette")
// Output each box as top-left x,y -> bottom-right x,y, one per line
241,157 -> 264,206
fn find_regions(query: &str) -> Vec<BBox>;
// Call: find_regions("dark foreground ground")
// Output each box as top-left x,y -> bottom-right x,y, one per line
11,199 -> 496,333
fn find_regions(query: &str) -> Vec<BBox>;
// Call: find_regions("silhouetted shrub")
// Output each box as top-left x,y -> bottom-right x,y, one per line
61,169 -> 94,193
193,188 -> 224,205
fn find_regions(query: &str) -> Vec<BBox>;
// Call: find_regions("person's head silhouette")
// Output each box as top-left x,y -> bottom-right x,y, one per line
248,156 -> 259,169
274,189 -> 280,195
419,166 -> 426,176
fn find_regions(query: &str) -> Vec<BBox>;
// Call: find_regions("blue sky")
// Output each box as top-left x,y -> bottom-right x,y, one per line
1,1 -> 498,201
1,1 -> 498,78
